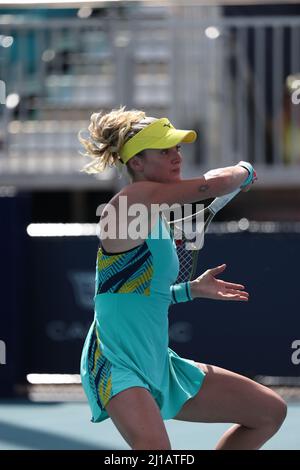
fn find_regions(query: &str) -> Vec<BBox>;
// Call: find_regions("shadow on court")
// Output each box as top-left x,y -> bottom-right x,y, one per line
0,421 -> 112,450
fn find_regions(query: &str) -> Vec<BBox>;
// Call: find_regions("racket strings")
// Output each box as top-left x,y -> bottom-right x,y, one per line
170,224 -> 199,283
166,188 -> 241,284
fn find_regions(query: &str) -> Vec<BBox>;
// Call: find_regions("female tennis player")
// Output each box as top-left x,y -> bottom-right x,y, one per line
79,107 -> 286,450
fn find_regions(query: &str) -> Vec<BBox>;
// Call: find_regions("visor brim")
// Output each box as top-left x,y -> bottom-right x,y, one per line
144,129 -> 197,150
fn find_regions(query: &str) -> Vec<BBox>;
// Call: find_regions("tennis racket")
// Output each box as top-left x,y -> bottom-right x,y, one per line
166,187 -> 241,283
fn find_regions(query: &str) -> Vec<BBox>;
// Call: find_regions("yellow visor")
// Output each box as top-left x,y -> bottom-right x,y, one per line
119,118 -> 197,164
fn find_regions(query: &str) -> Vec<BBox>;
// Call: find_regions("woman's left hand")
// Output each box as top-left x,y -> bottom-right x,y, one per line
190,264 -> 249,301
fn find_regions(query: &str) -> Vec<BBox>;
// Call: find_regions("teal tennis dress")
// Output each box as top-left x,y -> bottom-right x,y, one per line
80,214 -> 206,422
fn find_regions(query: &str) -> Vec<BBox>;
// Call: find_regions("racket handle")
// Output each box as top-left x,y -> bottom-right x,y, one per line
238,161 -> 256,188
209,187 -> 241,214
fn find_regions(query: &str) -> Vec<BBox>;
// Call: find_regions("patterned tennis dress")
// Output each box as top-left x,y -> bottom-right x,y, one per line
80,214 -> 206,422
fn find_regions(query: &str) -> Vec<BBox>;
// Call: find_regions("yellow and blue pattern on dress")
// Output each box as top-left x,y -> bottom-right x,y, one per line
87,325 -> 113,410
96,241 -> 153,296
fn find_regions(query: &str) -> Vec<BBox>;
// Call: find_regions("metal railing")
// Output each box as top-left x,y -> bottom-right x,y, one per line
1,6 -> 300,188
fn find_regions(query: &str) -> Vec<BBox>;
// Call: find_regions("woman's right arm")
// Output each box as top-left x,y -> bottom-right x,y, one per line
123,163 -> 254,206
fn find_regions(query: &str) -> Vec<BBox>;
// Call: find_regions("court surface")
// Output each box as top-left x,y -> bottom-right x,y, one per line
0,399 -> 299,450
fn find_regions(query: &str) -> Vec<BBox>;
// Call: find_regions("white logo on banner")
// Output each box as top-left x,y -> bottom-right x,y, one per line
68,271 -> 94,309
169,322 -> 193,343
46,321 -> 90,341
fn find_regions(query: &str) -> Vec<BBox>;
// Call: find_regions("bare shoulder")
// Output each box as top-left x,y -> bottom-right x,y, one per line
121,181 -> 161,205
97,184 -> 152,215
97,184 -> 154,253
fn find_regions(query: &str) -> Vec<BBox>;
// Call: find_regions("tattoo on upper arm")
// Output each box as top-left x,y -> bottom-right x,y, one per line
198,184 -> 209,192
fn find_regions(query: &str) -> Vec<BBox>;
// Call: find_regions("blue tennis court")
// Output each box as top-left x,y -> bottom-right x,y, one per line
0,397 -> 299,450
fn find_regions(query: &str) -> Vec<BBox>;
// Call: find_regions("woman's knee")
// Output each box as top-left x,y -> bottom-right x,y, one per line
256,389 -> 287,431
126,422 -> 172,450
132,435 -> 172,450
267,392 -> 287,429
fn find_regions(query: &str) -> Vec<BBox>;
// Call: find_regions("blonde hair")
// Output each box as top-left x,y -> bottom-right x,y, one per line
79,106 -> 156,174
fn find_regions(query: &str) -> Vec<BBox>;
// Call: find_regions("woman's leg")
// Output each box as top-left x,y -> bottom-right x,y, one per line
173,363 -> 287,450
105,386 -> 171,450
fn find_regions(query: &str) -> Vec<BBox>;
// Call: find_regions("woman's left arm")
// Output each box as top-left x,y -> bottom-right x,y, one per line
189,264 -> 249,301
170,264 -> 248,303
